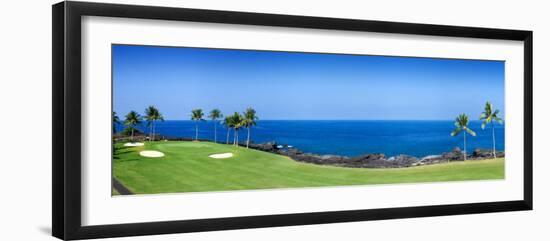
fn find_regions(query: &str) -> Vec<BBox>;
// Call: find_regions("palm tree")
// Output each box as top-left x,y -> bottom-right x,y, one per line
208,109 -> 223,143
243,108 -> 258,148
112,111 -> 120,134
451,113 -> 476,161
145,106 -> 154,141
124,111 -> 142,142
112,112 -> 120,154
223,115 -> 233,144
152,108 -> 164,141
191,109 -> 205,141
230,112 -> 243,146
480,102 -> 504,159
145,106 -> 164,141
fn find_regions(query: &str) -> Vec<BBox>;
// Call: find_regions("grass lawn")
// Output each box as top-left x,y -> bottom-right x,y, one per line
113,141 -> 504,194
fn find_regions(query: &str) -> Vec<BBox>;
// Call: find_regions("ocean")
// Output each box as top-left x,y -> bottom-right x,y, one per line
116,120 -> 505,158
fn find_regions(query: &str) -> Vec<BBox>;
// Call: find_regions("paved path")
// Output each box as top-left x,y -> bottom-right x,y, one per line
112,178 -> 133,195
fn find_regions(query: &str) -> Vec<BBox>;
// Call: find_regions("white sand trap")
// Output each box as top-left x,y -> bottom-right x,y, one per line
124,142 -> 144,147
139,150 -> 165,158
209,153 -> 234,159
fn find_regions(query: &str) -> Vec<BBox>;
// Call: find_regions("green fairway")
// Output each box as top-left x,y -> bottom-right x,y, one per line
113,141 -> 504,195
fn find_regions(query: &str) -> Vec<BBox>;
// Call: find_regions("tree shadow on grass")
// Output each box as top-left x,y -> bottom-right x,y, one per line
113,158 -> 140,163
114,145 -> 133,151
115,150 -> 135,155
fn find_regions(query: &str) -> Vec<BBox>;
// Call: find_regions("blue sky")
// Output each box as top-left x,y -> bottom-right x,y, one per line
113,44 -> 504,120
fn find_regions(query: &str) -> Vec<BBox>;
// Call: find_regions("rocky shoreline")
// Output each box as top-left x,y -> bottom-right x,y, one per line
248,142 -> 504,168
115,134 -> 504,169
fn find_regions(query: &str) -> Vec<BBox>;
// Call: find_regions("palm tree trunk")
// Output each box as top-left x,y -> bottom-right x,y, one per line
235,129 -> 239,146
131,128 -> 134,142
226,128 -> 230,144
246,127 -> 250,148
195,122 -> 198,141
152,121 -> 156,141
233,129 -> 237,146
463,131 -> 467,161
214,122 -> 217,143
491,122 -> 497,159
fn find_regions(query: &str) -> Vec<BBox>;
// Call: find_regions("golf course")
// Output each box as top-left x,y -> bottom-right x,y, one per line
113,141 -> 504,195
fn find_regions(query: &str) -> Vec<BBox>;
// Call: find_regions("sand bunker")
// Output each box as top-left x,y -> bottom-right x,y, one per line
124,142 -> 144,147
139,150 -> 165,158
208,153 -> 234,159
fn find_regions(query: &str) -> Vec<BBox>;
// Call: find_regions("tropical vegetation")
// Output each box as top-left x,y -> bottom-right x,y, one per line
222,115 -> 233,144
480,102 -> 504,159
208,109 -> 223,143
124,111 -> 142,142
451,113 -> 476,161
112,111 -> 120,134
229,112 -> 244,146
243,108 -> 258,148
145,106 -> 164,141
191,109 -> 205,141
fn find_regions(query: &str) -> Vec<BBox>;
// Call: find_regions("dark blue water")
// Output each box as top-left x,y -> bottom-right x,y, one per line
116,120 -> 504,158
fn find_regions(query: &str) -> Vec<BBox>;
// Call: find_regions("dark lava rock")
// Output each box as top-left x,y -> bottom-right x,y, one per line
249,142 -> 278,152
249,142 -> 504,169
472,148 -> 493,158
346,154 -> 394,168
442,147 -> 464,161
472,148 -> 505,159
286,148 -> 303,155
287,153 -> 317,163
349,153 -> 386,163
387,155 -> 418,167
320,154 -> 340,160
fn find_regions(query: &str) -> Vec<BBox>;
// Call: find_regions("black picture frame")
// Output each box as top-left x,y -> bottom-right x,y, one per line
52,1 -> 533,240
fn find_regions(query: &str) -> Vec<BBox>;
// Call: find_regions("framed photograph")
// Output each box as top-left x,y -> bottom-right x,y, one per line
52,1 -> 533,240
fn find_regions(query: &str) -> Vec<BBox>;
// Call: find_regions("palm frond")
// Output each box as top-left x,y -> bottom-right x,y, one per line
484,102 -> 493,115
112,112 -> 120,124
451,127 -> 462,136
208,109 -> 223,120
479,113 -> 487,120
124,111 -> 142,127
452,113 -> 473,136
480,102 -> 503,127
191,109 -> 205,121
242,107 -> 258,127
455,113 -> 469,127
465,127 -> 476,136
